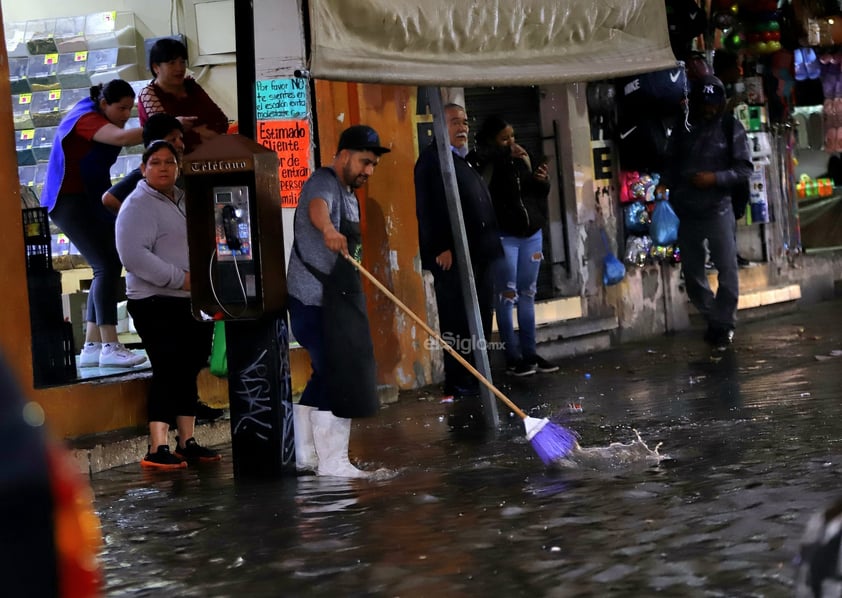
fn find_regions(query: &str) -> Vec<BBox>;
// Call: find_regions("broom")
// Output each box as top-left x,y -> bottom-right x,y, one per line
343,254 -> 577,465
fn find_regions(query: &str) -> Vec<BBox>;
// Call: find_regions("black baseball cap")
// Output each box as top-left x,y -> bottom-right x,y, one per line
697,75 -> 727,105
337,125 -> 391,155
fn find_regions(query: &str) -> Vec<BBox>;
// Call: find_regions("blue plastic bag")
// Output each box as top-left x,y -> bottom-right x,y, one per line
600,229 -> 626,286
650,200 -> 679,246
624,201 -> 650,234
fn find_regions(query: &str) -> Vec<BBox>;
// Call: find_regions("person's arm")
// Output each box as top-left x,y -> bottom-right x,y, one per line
308,197 -> 347,254
137,86 -> 158,124
102,168 -> 142,213
717,117 -> 754,187
91,123 -> 143,147
414,148 -> 454,266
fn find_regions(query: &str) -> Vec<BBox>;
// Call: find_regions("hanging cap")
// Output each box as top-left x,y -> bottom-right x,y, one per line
337,125 -> 391,155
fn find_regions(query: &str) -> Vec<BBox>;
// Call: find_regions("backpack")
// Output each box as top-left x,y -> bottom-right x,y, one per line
723,115 -> 752,219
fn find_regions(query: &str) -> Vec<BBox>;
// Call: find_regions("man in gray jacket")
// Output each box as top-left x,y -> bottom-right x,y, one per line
662,75 -> 753,349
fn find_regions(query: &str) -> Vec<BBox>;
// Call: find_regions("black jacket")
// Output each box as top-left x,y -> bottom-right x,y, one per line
414,142 -> 503,271
469,146 -> 549,237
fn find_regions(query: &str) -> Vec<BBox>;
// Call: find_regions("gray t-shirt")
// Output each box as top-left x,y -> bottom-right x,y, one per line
287,167 -> 360,306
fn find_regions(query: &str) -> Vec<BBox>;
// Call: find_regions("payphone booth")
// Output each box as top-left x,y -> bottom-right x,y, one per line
183,134 -> 295,477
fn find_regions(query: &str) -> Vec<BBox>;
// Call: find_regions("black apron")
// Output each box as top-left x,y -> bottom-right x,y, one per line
293,188 -> 379,419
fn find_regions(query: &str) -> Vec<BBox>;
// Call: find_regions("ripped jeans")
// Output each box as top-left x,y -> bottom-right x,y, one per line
495,230 -> 543,364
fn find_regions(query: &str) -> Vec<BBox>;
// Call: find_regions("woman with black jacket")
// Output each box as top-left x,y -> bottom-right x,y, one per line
470,115 -> 557,376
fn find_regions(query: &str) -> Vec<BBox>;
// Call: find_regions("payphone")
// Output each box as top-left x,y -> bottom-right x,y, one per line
183,134 -> 294,478
182,134 -> 286,320
211,185 -> 256,309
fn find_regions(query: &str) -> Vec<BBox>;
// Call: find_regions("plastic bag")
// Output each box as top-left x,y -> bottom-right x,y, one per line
603,252 -> 626,286
650,200 -> 680,246
209,320 -> 228,377
624,201 -> 650,234
600,229 -> 626,286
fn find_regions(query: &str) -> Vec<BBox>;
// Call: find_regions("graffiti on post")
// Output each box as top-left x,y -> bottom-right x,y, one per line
274,317 -> 295,467
231,349 -> 274,441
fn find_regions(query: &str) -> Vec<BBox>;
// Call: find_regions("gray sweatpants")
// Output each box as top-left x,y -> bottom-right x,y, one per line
678,205 -> 739,331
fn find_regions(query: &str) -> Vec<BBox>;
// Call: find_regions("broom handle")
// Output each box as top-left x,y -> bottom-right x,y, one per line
343,253 -> 528,420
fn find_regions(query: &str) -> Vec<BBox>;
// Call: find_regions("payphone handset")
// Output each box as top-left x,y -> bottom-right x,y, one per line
213,186 -> 253,261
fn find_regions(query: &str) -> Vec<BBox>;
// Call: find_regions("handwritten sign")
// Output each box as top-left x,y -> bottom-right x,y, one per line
255,78 -> 308,120
256,119 -> 310,208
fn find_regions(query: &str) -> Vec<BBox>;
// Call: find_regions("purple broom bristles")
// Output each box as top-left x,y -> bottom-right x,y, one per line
524,416 -> 578,465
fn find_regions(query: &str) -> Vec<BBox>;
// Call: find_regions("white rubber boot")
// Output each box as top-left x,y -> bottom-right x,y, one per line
310,410 -> 370,478
293,404 -> 318,472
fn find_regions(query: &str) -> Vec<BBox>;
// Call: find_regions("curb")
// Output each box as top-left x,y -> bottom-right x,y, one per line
69,419 -> 232,476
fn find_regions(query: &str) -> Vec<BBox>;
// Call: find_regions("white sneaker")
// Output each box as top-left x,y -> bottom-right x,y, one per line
99,343 -> 147,368
78,342 -> 102,368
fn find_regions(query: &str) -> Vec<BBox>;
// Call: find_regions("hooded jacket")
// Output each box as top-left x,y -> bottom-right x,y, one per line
662,76 -> 753,219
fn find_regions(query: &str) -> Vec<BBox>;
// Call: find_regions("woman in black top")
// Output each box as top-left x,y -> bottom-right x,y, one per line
471,115 -> 558,376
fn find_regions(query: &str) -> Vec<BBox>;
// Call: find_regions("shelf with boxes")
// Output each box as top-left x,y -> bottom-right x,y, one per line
6,11 -> 146,206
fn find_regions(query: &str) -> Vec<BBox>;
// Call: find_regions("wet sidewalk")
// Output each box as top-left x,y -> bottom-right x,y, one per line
92,298 -> 842,597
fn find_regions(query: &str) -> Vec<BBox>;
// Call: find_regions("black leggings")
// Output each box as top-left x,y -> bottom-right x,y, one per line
127,296 -> 212,424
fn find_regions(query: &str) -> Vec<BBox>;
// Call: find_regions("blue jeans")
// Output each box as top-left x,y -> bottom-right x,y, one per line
495,230 -> 543,363
677,206 -> 739,330
288,295 -> 330,410
49,193 -> 122,326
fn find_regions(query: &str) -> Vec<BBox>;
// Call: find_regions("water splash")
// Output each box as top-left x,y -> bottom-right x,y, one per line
550,429 -> 665,471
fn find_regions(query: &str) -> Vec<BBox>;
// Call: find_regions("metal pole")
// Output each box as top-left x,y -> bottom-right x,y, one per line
425,87 -> 499,429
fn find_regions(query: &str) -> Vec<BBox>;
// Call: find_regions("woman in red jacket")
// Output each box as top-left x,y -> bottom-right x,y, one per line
138,38 -> 229,154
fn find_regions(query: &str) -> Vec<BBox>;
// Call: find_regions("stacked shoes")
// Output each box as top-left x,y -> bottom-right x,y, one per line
79,341 -> 147,368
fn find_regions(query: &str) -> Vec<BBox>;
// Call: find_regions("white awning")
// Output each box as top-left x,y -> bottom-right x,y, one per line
308,0 -> 678,86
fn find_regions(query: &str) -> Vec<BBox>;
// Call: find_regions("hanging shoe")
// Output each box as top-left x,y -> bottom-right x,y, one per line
310,410 -> 371,478
293,404 -> 318,473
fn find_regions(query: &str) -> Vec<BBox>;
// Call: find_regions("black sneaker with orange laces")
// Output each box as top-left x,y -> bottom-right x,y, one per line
174,437 -> 222,464
141,445 -> 187,470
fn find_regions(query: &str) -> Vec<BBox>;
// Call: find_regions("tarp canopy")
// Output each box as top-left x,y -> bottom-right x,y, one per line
308,0 -> 678,86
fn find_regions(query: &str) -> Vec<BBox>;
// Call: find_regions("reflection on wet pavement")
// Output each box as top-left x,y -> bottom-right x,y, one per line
93,300 -> 842,597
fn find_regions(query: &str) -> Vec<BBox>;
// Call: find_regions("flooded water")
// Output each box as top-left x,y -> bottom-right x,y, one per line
93,300 -> 842,597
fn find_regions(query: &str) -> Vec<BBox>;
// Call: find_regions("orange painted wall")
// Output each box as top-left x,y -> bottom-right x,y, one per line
313,80 -> 434,389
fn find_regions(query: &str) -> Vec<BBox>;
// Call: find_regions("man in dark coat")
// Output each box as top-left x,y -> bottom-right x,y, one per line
414,103 -> 503,408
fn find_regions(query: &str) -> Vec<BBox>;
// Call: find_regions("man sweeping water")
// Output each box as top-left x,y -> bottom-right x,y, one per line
286,125 -> 391,478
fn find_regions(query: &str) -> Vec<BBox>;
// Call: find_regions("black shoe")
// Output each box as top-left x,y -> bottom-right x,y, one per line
174,437 -> 222,464
525,355 -> 559,373
705,326 -> 734,351
737,254 -> 751,268
196,401 -> 224,423
714,328 -> 735,351
141,445 -> 186,470
506,360 -> 536,377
